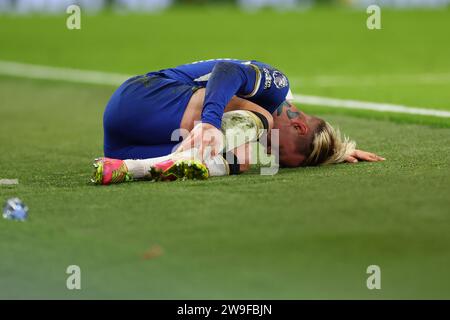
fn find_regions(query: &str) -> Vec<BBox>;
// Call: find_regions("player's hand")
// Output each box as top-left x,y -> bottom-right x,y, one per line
177,122 -> 224,160
345,149 -> 385,163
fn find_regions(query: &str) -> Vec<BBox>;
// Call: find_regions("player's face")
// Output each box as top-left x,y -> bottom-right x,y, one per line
277,112 -> 323,167
275,113 -> 307,167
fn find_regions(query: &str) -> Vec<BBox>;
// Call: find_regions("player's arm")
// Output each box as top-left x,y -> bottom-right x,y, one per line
225,96 -> 274,132
178,62 -> 259,158
201,61 -> 259,128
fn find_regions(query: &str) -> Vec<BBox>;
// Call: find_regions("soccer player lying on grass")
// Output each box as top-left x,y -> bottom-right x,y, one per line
92,59 -> 384,185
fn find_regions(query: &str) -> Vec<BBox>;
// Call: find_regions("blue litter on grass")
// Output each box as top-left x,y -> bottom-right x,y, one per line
3,198 -> 28,221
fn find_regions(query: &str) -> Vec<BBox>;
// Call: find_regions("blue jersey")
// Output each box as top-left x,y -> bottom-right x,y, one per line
104,59 -> 292,159
148,58 -> 292,129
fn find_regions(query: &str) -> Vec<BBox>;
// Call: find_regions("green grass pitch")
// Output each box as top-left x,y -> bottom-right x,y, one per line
0,8 -> 449,299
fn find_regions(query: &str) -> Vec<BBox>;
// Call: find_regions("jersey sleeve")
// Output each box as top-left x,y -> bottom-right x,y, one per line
156,59 -> 291,125
201,61 -> 258,129
241,63 -> 291,115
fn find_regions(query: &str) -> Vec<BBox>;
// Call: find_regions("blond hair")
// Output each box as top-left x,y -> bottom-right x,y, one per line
304,121 -> 356,166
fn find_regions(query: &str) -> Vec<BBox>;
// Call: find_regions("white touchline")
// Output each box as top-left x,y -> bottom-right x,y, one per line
0,60 -> 449,118
292,95 -> 450,118
0,60 -> 129,86
290,73 -> 450,87
0,179 -> 19,185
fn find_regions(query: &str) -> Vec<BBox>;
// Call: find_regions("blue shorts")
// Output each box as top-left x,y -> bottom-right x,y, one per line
103,74 -> 196,159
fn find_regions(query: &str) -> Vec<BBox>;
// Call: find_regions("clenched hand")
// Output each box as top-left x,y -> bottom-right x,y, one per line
177,122 -> 224,160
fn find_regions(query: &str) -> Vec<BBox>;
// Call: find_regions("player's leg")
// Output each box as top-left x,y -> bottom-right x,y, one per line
92,145 -> 250,185
95,74 -> 206,184
123,108 -> 265,178
93,109 -> 265,184
92,154 -> 210,185
97,68 -> 269,185
92,144 -> 178,185
103,75 -> 191,156
113,148 -> 232,182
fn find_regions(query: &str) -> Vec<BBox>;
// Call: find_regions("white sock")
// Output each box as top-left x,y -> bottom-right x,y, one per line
124,148 -> 229,179
204,154 -> 229,177
124,149 -> 202,179
124,155 -> 170,179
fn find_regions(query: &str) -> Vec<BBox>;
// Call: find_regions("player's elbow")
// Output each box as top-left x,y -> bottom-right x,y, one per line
212,61 -> 244,78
